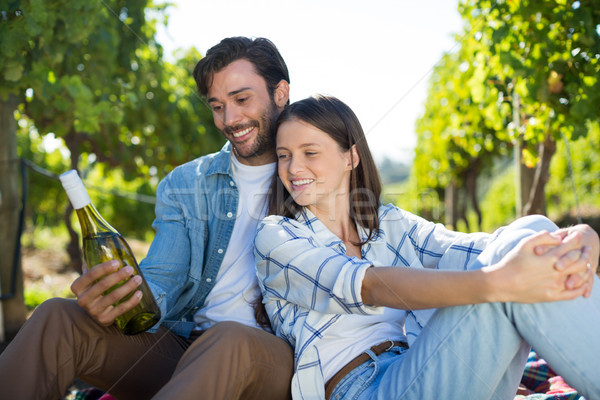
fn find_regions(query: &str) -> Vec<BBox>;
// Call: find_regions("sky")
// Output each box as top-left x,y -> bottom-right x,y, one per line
155,0 -> 464,164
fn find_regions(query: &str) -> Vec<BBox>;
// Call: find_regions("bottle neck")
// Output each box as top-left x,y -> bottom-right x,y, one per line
75,202 -> 118,239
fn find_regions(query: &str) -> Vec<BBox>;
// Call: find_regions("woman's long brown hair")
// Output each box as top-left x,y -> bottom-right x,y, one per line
255,95 -> 383,329
268,95 -> 382,244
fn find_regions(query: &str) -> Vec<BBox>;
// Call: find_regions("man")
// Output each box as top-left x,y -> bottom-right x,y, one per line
0,37 -> 294,400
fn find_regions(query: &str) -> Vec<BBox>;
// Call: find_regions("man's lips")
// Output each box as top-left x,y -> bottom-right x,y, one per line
231,126 -> 253,138
226,124 -> 257,142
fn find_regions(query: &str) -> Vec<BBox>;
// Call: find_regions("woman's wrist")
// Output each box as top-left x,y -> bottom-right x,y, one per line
479,264 -> 507,303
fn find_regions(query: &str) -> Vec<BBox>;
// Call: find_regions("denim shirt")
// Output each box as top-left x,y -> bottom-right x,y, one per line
139,143 -> 238,338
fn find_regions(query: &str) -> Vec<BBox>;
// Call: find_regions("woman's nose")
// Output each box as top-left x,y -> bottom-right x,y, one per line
288,156 -> 304,174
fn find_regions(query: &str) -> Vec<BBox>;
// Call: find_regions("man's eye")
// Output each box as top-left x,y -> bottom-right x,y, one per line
211,105 -> 222,112
237,97 -> 248,104
277,154 -> 289,160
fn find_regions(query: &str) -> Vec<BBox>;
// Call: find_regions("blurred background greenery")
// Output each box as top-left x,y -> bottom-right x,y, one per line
1,1 -> 599,312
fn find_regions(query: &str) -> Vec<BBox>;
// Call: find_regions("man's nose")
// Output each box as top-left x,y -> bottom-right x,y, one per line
224,105 -> 242,127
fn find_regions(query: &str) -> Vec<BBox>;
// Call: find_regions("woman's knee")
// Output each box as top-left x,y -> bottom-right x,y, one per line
508,215 -> 558,234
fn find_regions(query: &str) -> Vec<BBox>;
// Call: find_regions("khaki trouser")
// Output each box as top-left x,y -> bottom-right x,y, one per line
0,298 -> 293,400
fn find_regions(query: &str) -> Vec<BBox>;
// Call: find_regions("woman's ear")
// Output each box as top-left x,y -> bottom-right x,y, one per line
346,144 -> 360,170
274,80 -> 290,108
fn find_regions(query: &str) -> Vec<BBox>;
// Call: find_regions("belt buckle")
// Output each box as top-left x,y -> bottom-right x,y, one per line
385,339 -> 395,352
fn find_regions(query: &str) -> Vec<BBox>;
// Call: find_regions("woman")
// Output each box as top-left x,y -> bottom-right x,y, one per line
254,95 -> 600,400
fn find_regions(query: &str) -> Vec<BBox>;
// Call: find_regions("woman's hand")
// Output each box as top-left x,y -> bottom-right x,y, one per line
483,231 -> 590,304
533,225 -> 598,298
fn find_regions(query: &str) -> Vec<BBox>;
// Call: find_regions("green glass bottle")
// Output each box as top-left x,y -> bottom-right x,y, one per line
60,170 -> 161,335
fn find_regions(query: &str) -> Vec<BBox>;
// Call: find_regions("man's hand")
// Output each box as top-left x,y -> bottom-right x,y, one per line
70,260 -> 143,326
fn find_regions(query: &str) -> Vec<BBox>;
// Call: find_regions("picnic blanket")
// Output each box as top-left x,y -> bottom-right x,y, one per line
515,350 -> 585,400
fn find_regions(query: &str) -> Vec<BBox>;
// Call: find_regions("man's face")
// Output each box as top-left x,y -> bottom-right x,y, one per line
207,59 -> 288,166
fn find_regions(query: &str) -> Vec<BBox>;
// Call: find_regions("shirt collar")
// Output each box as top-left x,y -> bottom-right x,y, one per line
295,207 -> 371,248
205,142 -> 233,177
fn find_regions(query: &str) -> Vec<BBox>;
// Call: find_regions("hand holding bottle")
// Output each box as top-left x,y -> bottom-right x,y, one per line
60,170 -> 161,334
70,260 -> 144,327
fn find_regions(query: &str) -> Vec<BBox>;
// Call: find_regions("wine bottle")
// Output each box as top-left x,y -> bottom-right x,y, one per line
59,170 -> 161,335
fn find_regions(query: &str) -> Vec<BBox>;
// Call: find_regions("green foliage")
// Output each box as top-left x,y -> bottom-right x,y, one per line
24,286 -> 54,310
546,121 -> 600,217
2,0 -> 225,243
410,0 -> 600,226
24,284 -> 74,311
480,167 -> 517,232
383,177 -> 444,224
81,164 -> 157,240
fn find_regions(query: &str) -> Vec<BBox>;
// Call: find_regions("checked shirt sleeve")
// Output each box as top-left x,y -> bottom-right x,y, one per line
382,205 -> 491,271
254,216 -> 378,316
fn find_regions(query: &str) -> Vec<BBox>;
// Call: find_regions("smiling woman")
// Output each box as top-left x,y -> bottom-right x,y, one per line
255,94 -> 600,400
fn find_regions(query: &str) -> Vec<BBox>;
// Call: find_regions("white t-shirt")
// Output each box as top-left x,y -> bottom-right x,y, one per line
193,154 -> 276,330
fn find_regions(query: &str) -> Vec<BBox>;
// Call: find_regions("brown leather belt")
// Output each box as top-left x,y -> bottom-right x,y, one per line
324,340 -> 408,399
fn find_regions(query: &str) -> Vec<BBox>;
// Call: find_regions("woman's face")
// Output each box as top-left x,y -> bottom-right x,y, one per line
276,118 -> 355,214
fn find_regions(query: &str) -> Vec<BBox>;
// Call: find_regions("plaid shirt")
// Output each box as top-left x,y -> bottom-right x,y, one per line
254,204 -> 494,399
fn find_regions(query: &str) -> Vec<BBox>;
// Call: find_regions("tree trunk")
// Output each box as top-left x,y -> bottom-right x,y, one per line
514,141 -> 536,217
465,160 -> 482,232
445,180 -> 458,230
456,185 -> 470,232
512,92 -> 536,218
0,94 -> 27,341
523,136 -> 556,216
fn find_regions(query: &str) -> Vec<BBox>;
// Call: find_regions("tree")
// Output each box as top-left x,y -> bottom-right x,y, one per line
459,0 -> 600,216
413,0 -> 600,231
414,48 -> 510,230
0,0 -> 222,337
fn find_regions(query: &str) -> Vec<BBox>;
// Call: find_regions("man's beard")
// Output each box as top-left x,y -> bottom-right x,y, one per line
227,100 -> 279,160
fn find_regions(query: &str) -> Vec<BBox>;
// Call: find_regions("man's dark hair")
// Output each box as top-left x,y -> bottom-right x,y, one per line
193,36 -> 290,100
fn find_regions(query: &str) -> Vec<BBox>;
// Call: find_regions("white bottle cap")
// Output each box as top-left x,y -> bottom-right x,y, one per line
59,170 -> 91,210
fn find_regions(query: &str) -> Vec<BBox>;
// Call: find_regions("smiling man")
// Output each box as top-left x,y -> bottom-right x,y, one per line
0,37 -> 294,400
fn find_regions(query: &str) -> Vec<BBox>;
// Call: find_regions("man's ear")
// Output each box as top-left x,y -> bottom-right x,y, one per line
274,80 -> 290,108
346,144 -> 360,170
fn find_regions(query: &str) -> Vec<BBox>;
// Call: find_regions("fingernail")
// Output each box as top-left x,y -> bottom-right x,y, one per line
555,261 -> 564,270
124,266 -> 135,275
110,260 -> 120,268
133,275 -> 142,284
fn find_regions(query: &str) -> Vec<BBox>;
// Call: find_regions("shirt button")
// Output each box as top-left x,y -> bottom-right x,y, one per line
226,212 -> 233,218
229,181 -> 235,186
206,278 -> 212,283
217,249 -> 223,254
